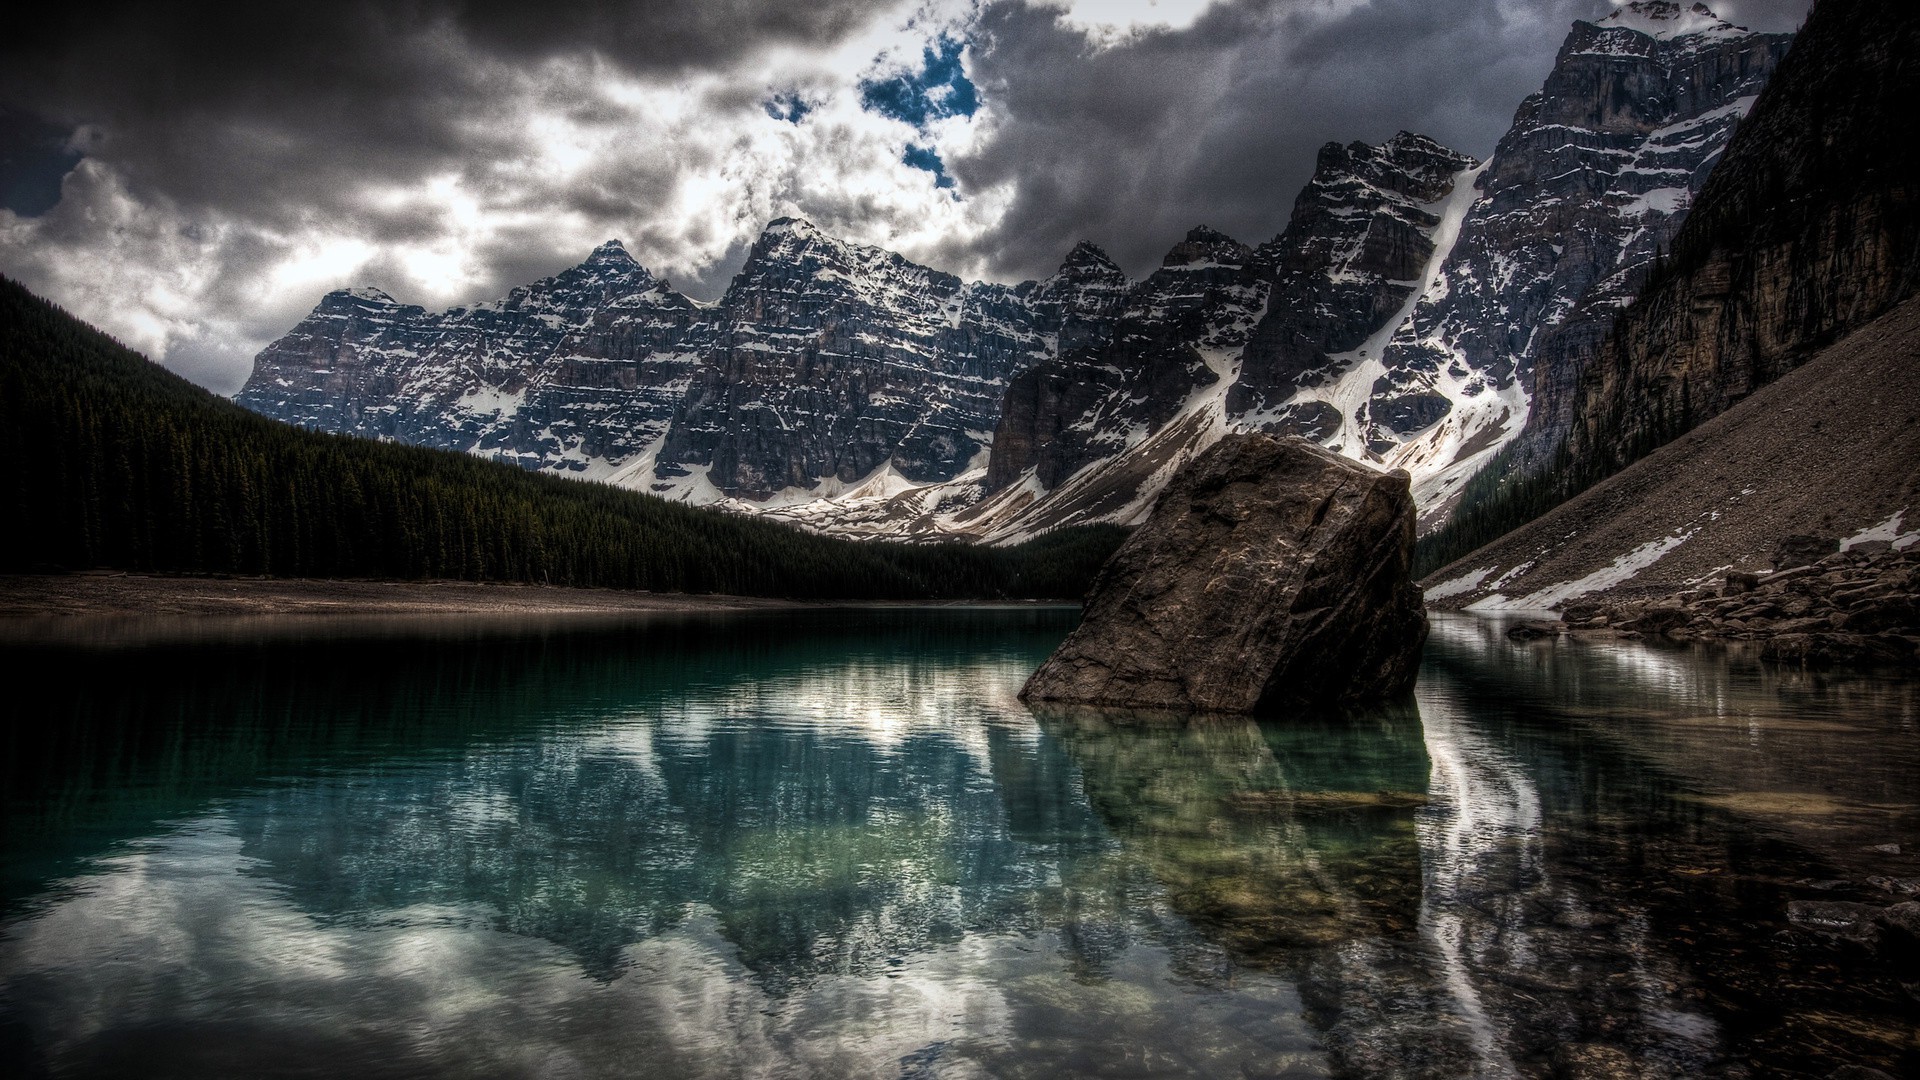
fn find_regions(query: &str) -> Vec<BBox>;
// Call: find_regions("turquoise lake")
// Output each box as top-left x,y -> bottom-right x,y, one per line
2,608 -> 1916,1078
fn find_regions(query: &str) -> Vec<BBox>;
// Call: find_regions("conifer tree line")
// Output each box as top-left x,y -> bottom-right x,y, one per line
0,277 -> 1125,599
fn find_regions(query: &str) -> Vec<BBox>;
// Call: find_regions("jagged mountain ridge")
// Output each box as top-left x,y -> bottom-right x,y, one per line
778,1 -> 1788,542
240,220 -> 1134,511
237,1 -> 1788,543
237,241 -> 705,477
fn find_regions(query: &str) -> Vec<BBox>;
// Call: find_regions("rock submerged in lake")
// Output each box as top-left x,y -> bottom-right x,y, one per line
1021,434 -> 1427,712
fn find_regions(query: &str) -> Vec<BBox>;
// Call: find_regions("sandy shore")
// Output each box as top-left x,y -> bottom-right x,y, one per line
0,572 -> 803,619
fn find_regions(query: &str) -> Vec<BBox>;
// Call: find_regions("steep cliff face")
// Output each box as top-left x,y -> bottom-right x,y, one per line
237,242 -> 704,474
1493,1 -> 1795,468
985,226 -> 1267,495
1372,0 -> 1790,500
960,3 -> 1787,542
655,219 -> 1045,499
241,225 -> 1126,503
1563,0 -> 1920,478
1230,133 -> 1477,434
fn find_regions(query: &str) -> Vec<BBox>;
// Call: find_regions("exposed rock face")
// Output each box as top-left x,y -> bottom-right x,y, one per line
985,225 -> 1267,494
967,5 -> 1786,543
236,243 -> 703,472
1021,434 -> 1427,712
1231,133 -> 1479,437
239,226 -> 1126,501
962,134 -> 1480,544
1562,0 -> 1920,483
656,219 -> 1119,499
1416,2 -> 1791,473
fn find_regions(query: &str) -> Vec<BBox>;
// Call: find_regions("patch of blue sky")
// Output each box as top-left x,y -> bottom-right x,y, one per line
901,144 -> 955,189
858,37 -> 978,129
762,93 -> 812,125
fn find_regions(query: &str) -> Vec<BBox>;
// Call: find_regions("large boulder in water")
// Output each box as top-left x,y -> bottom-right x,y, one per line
1021,434 -> 1427,712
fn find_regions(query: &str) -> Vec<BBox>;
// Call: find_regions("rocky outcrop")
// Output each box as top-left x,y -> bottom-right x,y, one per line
1020,434 -> 1427,712
1539,545 -> 1920,668
1562,0 -> 1920,483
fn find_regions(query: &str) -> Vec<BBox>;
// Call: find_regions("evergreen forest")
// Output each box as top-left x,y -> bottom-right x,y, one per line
0,277 -> 1125,600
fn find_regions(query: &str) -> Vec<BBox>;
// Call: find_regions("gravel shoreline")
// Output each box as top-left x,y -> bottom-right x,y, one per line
1500,545 -> 1920,668
0,572 -> 806,620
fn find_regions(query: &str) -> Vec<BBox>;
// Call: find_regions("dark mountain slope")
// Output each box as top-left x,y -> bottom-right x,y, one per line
1423,293 -> 1920,610
1568,0 -> 1920,472
0,277 -> 1121,599
1421,0 -> 1920,573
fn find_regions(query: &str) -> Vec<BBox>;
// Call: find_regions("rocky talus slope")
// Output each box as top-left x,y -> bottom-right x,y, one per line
1422,294 -> 1920,621
1423,0 -> 1920,652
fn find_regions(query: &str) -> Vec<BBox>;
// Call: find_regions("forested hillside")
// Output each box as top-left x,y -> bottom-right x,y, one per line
0,277 -> 1123,599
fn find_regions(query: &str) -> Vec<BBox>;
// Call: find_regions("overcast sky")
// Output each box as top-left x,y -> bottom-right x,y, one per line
0,0 -> 1811,393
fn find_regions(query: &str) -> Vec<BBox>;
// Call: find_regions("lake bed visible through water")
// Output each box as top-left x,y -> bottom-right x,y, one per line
2,608 -> 1916,1078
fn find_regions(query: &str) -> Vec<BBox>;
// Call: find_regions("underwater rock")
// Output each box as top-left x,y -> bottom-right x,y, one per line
1021,433 -> 1426,712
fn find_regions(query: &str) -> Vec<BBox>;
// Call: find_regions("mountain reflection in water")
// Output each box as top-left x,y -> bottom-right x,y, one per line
1,609 -> 1915,1079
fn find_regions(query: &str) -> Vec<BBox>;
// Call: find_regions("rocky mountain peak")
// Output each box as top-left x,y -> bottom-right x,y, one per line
1304,134 -> 1477,211
1596,1 -> 1740,39
331,286 -> 400,307
746,216 -> 827,258
1162,226 -> 1252,269
1058,240 -> 1125,280
309,286 -> 418,321
582,239 -> 638,268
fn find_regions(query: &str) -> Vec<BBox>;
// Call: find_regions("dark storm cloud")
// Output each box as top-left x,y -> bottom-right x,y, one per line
0,107 -> 84,217
0,0 -> 1815,394
940,0 -> 1611,279
934,0 -> 1811,280
0,0 -> 884,272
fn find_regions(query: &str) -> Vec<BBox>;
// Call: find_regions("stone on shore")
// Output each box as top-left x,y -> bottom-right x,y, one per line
1021,434 -> 1427,712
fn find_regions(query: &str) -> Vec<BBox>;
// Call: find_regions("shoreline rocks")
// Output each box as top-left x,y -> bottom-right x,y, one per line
1021,434 -> 1427,712
1519,544 -> 1920,668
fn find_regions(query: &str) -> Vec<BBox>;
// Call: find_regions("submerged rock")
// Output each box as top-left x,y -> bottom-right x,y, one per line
1021,434 -> 1427,712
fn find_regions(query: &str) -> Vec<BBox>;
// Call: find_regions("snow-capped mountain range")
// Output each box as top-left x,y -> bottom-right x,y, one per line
238,2 -> 1792,543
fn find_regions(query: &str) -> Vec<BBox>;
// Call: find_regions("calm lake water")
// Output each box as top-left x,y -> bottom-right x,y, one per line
2,608 -> 1917,1079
